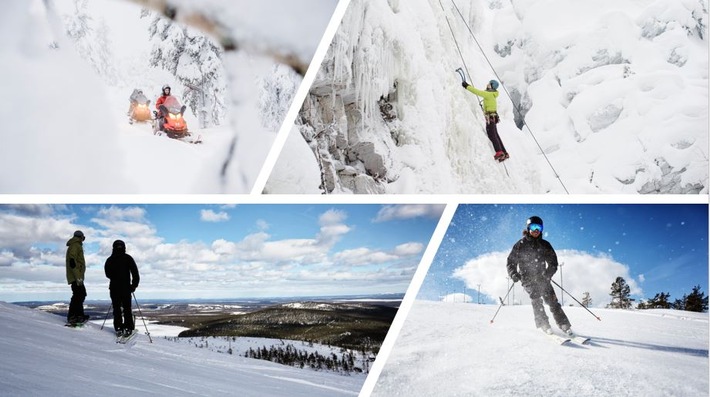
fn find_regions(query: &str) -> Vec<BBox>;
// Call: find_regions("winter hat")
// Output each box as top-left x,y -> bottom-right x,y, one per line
526,216 -> 543,231
113,240 -> 126,251
73,230 -> 84,238
489,80 -> 499,90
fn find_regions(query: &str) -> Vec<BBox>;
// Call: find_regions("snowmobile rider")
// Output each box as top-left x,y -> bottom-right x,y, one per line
506,216 -> 573,336
104,239 -> 140,338
461,79 -> 509,162
155,84 -> 172,130
65,230 -> 89,325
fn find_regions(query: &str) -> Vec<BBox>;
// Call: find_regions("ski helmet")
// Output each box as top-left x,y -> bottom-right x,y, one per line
73,230 -> 85,239
489,80 -> 499,90
162,84 -> 171,93
526,216 -> 543,232
113,239 -> 126,251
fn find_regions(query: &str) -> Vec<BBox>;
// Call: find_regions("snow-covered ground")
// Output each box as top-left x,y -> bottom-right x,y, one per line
266,0 -> 708,194
368,301 -> 708,397
0,302 -> 366,396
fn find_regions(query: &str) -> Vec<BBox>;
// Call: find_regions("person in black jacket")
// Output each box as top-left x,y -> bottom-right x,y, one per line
506,216 -> 572,335
104,240 -> 140,337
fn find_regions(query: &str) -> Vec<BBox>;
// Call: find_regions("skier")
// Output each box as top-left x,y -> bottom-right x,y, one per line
506,216 -> 573,336
65,230 -> 89,324
104,240 -> 140,337
461,79 -> 509,162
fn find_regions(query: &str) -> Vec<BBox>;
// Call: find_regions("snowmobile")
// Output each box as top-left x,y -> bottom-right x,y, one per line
153,95 -> 189,139
128,89 -> 152,124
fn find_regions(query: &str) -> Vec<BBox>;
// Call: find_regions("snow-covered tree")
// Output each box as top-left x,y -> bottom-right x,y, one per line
62,0 -> 119,85
259,64 -> 301,131
145,12 -> 226,128
608,277 -> 633,309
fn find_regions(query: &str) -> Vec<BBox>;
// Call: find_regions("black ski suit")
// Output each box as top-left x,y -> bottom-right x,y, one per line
506,231 -> 570,331
104,248 -> 140,332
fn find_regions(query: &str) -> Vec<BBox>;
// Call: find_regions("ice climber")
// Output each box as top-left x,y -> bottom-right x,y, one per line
65,230 -> 89,325
104,239 -> 140,338
461,79 -> 509,162
506,216 -> 573,336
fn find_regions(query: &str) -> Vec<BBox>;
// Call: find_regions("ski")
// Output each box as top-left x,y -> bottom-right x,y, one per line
570,335 -> 591,345
116,330 -> 138,344
543,331 -> 571,345
65,317 -> 90,328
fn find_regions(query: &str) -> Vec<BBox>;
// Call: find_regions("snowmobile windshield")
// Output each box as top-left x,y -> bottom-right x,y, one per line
162,96 -> 183,113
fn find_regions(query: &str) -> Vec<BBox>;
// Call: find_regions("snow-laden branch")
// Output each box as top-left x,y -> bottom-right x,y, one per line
122,0 -> 309,76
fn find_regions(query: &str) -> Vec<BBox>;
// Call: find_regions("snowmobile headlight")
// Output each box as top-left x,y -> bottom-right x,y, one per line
169,113 -> 177,120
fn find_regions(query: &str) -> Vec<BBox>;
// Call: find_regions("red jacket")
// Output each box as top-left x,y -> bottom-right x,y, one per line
156,94 -> 169,110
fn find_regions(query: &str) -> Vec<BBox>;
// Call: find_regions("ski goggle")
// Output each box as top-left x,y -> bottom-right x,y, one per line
528,223 -> 543,232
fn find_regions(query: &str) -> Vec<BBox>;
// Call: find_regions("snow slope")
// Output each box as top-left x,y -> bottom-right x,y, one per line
369,301 -> 708,397
0,302 -> 364,396
266,0 -> 708,194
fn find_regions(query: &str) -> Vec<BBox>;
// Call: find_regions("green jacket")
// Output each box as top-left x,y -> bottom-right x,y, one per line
65,236 -> 86,284
466,85 -> 499,113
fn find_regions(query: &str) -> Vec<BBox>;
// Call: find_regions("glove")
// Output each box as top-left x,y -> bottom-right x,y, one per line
544,270 -> 555,280
461,81 -> 470,89
76,278 -> 84,287
130,285 -> 137,293
511,273 -> 521,283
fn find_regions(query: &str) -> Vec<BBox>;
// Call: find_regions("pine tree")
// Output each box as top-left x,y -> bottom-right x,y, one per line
62,0 -> 119,85
684,285 -> 709,312
646,292 -> 672,309
581,292 -> 592,307
145,12 -> 226,128
608,277 -> 632,309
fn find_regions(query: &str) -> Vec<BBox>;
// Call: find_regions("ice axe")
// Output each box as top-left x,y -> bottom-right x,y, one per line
455,67 -> 466,83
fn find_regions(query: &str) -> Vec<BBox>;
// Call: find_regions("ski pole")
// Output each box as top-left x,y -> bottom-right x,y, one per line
551,280 -> 601,321
133,293 -> 153,343
490,282 -> 515,324
100,303 -> 111,330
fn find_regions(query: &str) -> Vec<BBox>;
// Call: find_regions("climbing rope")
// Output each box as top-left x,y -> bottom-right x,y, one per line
446,0 -> 570,194
438,0 -> 510,176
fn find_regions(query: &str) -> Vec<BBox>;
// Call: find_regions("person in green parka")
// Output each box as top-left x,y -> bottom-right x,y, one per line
65,230 -> 89,324
462,79 -> 509,162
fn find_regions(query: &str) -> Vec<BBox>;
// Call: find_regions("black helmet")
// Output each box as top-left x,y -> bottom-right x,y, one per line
113,239 -> 126,251
526,216 -> 543,231
73,230 -> 85,240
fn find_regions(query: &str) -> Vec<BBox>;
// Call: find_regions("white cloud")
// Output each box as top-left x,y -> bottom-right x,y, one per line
374,205 -> 446,222
452,250 -> 642,308
393,242 -> 424,256
200,209 -> 230,222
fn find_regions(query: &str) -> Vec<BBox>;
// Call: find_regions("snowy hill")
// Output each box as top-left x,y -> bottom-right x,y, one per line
0,302 -> 365,396
266,0 -> 708,194
368,301 -> 708,397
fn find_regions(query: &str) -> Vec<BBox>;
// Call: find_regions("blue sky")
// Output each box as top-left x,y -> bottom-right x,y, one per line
0,204 -> 443,302
417,204 -> 708,307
